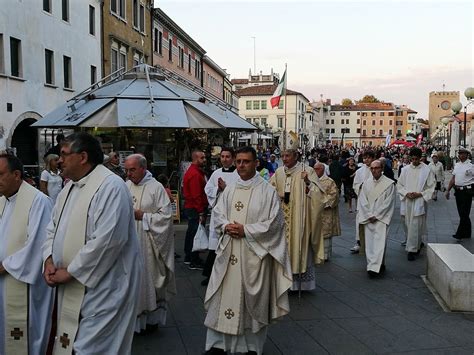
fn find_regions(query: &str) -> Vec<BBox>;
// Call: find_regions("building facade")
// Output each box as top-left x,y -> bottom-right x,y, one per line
236,85 -> 310,145
202,55 -> 225,99
0,0 -> 101,163
325,105 -> 362,147
323,102 -> 416,147
102,0 -> 152,77
308,99 -> 330,146
231,70 -> 279,91
428,91 -> 460,139
152,8 -> 204,87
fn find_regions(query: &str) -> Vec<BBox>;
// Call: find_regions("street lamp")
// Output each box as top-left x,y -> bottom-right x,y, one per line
451,87 -> 474,147
440,116 -> 452,154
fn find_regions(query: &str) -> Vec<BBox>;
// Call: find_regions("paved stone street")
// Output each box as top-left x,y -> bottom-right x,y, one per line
132,177 -> 474,354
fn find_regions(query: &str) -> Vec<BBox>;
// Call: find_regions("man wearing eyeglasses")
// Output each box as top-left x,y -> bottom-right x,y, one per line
357,160 -> 395,277
42,132 -> 142,354
397,147 -> 435,261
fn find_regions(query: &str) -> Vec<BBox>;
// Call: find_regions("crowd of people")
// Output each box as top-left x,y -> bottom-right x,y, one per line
0,131 -> 472,355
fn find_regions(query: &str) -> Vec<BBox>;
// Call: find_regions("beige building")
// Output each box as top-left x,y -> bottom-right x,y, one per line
236,85 -> 310,144
324,102 -> 417,147
102,0 -> 152,77
428,91 -> 460,139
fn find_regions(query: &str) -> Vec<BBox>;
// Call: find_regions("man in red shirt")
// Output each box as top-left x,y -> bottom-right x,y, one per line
183,150 -> 208,269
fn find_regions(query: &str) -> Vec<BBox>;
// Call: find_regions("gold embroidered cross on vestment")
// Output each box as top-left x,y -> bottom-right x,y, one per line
234,201 -> 244,211
224,308 -> 235,319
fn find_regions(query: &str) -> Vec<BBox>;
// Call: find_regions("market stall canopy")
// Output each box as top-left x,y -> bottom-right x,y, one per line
390,140 -> 414,147
33,64 -> 256,131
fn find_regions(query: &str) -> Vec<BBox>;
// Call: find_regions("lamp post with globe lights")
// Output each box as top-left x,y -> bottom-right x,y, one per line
451,87 -> 474,147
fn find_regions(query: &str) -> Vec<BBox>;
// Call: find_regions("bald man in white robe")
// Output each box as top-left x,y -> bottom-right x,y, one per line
357,160 -> 395,277
125,154 -> 176,332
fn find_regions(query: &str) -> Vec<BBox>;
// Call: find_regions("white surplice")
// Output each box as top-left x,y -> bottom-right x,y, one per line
353,164 -> 372,242
204,167 -> 239,250
357,175 -> 395,272
0,190 -> 53,355
43,173 -> 142,354
397,163 -> 435,252
204,173 -> 292,355
352,164 -> 371,197
126,171 -> 176,331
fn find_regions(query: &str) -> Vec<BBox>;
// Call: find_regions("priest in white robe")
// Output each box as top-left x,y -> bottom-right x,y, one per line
203,147 -> 239,286
397,147 -> 435,261
42,132 -> 142,354
270,149 -> 322,291
125,154 -> 176,332
357,160 -> 395,277
0,154 -> 53,355
351,150 -> 375,254
204,146 -> 292,355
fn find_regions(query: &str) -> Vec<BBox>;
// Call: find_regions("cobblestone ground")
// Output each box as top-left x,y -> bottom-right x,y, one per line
132,174 -> 474,354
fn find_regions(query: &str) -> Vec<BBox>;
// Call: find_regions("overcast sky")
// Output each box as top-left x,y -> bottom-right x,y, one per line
157,0 -> 473,118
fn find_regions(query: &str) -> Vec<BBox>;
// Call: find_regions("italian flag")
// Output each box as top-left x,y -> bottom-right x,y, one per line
270,69 -> 287,108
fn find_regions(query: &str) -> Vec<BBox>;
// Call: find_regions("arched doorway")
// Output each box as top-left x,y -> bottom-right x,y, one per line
11,117 -> 38,165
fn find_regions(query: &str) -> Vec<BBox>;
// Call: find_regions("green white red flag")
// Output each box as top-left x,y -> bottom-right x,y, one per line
270,69 -> 287,108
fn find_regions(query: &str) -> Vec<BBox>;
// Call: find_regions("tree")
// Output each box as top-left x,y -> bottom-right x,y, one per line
358,95 -> 380,103
341,98 -> 353,106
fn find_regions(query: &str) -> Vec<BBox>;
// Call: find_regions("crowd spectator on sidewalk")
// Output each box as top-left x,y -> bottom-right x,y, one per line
182,150 -> 208,270
256,158 -> 270,181
343,157 -> 359,213
269,154 -> 279,174
445,147 -> 474,240
44,133 -> 65,157
329,154 -> 343,192
105,151 -> 126,180
40,154 -> 63,203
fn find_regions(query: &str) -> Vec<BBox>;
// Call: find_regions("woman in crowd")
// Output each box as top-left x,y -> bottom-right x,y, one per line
40,153 -> 63,203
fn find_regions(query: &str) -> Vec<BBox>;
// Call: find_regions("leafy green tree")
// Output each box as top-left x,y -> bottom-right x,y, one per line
341,98 -> 353,105
358,95 -> 380,103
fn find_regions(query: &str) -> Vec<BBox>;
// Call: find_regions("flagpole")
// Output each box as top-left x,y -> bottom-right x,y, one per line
283,63 -> 288,150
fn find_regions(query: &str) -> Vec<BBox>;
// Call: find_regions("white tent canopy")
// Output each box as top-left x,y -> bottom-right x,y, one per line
33,65 -> 256,131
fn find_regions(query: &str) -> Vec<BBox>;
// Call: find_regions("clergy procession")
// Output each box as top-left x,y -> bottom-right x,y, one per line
0,131 -> 473,354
